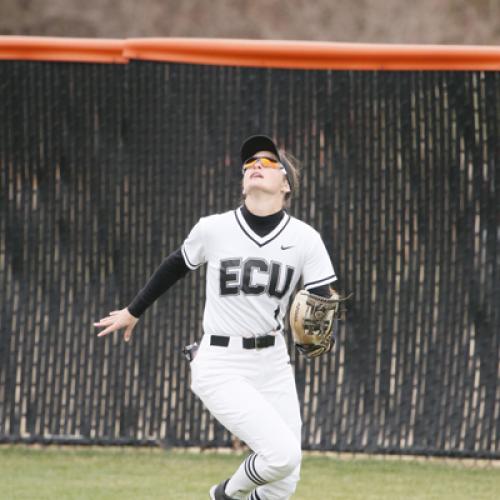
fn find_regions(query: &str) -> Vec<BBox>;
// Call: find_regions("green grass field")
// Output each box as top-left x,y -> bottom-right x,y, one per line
0,446 -> 498,499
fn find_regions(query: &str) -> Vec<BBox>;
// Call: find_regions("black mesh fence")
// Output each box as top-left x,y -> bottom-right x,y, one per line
0,60 -> 499,457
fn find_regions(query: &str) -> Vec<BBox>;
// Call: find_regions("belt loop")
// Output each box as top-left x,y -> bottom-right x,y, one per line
254,335 -> 261,352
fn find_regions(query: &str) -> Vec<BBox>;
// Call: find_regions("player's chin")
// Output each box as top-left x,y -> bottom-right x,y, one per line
246,177 -> 274,189
245,184 -> 276,196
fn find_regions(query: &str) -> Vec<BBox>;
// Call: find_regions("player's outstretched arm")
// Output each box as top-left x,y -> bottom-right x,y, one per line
94,308 -> 138,342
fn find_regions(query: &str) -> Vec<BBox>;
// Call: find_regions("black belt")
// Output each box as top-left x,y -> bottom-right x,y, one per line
210,334 -> 276,349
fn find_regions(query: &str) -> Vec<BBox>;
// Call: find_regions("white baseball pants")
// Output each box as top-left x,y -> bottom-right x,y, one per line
190,332 -> 302,500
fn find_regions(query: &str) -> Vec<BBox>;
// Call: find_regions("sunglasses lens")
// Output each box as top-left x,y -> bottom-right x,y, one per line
243,159 -> 257,169
260,158 -> 279,168
243,157 -> 279,170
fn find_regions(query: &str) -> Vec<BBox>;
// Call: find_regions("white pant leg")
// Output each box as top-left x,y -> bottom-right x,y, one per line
190,334 -> 301,499
247,335 -> 302,500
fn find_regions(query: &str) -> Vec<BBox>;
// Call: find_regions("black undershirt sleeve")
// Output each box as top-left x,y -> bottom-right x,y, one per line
127,247 -> 189,318
308,284 -> 332,297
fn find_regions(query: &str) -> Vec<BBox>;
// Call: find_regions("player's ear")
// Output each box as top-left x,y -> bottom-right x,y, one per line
281,178 -> 291,195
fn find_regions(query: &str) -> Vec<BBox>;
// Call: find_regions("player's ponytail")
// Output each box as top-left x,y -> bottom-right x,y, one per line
279,149 -> 301,206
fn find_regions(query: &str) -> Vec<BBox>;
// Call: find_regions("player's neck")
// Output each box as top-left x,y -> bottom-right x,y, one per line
244,195 -> 284,217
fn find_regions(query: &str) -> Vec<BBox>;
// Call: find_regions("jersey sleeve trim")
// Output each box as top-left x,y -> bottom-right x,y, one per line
181,243 -> 203,270
304,274 -> 337,289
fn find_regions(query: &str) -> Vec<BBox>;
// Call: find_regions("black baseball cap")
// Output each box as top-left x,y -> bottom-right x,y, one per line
240,135 -> 280,164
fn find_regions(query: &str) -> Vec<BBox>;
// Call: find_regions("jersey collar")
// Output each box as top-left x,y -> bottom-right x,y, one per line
234,206 -> 291,247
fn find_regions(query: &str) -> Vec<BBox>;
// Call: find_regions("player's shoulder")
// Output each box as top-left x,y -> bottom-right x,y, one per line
197,209 -> 235,228
287,214 -> 322,237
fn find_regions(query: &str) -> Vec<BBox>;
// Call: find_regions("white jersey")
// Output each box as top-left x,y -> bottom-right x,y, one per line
181,206 -> 336,337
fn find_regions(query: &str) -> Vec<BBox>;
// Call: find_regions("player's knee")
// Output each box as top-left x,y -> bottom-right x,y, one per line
259,466 -> 300,500
269,442 -> 302,477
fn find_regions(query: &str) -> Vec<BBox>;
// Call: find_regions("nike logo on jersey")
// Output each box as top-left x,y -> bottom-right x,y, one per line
219,258 -> 295,299
281,244 -> 294,250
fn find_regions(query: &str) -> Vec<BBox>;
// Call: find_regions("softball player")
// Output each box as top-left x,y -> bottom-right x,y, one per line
95,135 -> 337,500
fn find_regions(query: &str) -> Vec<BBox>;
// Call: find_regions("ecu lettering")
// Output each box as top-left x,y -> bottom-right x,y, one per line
219,258 -> 295,298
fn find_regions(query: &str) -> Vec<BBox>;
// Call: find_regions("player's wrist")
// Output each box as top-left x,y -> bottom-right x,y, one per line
126,306 -> 140,319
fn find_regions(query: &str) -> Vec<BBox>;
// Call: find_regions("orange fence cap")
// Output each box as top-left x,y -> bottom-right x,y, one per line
124,38 -> 500,70
1,36 -> 500,70
0,36 -> 127,64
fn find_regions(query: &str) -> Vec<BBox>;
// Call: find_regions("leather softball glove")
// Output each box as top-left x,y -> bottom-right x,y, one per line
289,289 -> 350,359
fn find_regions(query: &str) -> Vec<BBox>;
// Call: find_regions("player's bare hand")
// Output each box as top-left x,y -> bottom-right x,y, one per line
94,308 -> 138,342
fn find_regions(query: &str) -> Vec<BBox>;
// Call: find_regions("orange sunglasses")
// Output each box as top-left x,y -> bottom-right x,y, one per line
242,156 -> 283,171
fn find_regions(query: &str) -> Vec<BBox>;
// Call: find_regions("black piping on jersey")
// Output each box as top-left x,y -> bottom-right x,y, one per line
234,207 -> 291,248
274,305 -> 282,331
241,203 -> 285,236
304,274 -> 337,289
181,243 -> 202,270
244,454 -> 267,486
249,491 -> 263,500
